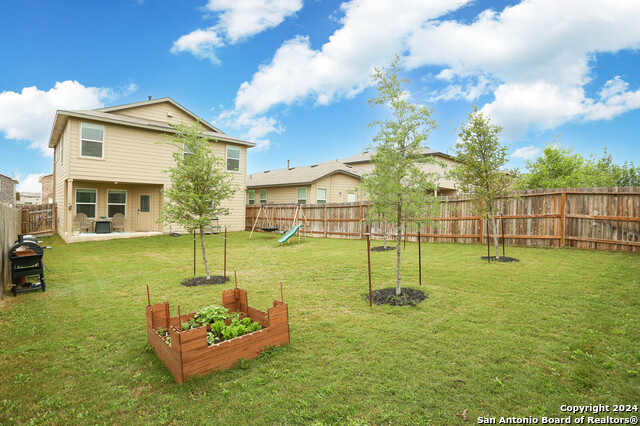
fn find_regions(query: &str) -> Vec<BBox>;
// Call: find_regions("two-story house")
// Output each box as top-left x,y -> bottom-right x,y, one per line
48,97 -> 254,242
246,148 -> 460,205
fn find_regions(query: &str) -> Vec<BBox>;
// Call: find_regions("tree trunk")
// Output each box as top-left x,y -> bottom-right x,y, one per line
396,218 -> 402,296
199,227 -> 211,278
488,204 -> 500,259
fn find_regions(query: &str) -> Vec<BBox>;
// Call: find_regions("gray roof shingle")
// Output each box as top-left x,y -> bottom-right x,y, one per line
247,161 -> 366,188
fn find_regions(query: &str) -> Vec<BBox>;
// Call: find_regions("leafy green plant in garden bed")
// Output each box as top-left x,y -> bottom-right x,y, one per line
194,305 -> 230,325
207,317 -> 262,346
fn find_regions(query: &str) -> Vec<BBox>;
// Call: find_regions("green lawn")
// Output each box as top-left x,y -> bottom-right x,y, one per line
0,232 -> 638,424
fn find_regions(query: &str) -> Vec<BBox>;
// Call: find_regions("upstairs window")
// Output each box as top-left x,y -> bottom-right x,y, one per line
297,188 -> 307,205
227,146 -> 241,171
259,189 -> 267,204
248,190 -> 255,205
317,188 -> 327,204
81,123 -> 104,158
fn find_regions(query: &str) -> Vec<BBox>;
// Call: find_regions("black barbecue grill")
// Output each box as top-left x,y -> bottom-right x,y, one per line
8,234 -> 47,297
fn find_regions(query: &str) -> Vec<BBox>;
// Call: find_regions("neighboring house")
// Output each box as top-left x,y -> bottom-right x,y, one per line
48,97 -> 254,242
246,161 -> 365,205
0,173 -> 18,207
339,148 -> 459,196
40,173 -> 54,204
246,148 -> 460,205
17,192 -> 41,205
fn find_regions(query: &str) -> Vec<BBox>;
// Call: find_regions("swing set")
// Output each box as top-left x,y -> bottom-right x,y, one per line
249,203 -> 310,240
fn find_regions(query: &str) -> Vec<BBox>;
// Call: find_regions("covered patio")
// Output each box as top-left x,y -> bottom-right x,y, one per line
58,180 -> 165,243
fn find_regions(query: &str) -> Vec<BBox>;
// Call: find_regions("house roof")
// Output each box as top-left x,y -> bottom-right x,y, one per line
247,161 -> 366,188
340,147 -> 458,164
93,97 -> 222,133
0,173 -> 18,184
47,107 -> 255,148
39,173 -> 53,183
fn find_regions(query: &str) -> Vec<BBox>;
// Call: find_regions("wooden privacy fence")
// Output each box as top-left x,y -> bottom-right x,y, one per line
21,203 -> 56,236
1,203 -> 21,298
245,186 -> 640,253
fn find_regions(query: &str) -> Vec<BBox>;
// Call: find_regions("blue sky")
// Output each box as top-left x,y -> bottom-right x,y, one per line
2,0 -> 640,192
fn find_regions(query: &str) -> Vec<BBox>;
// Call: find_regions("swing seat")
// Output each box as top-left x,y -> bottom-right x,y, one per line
261,227 -> 279,232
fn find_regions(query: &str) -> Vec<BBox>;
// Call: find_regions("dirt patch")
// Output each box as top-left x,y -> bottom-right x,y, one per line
480,256 -> 520,263
370,246 -> 397,252
365,287 -> 427,306
181,276 -> 230,287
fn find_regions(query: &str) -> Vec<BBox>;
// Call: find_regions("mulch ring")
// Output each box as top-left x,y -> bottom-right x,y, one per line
181,276 -> 230,287
370,246 -> 397,252
480,256 -> 520,263
365,287 -> 427,306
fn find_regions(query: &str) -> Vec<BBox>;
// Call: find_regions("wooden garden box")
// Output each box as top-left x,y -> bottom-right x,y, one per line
146,288 -> 290,383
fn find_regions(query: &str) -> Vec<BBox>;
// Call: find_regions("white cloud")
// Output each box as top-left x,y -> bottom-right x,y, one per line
512,145 -> 540,160
0,81 -> 136,156
583,76 -> 640,121
207,0 -> 302,43
17,173 -> 44,193
172,0 -> 302,62
229,0 -> 470,141
405,0 -> 640,138
216,110 -> 283,151
170,28 -> 224,64
223,0 -> 640,148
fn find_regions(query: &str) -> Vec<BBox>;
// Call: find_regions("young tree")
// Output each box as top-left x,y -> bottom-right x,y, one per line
158,122 -> 237,279
361,55 -> 442,296
449,106 -> 518,260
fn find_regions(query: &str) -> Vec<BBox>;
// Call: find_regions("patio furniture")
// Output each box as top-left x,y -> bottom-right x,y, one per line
74,213 -> 91,233
205,218 -> 222,234
94,220 -> 112,234
112,213 -> 125,232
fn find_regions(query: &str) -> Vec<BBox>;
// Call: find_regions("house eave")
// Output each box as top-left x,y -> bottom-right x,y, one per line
48,110 -> 256,148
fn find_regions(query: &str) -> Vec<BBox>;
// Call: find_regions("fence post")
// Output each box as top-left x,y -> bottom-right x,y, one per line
21,208 -> 28,234
323,205 -> 328,238
560,192 -> 566,247
53,205 -> 57,234
359,204 -> 363,239
478,215 -> 483,244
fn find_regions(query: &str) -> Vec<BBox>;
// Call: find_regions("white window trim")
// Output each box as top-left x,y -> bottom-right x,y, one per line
259,189 -> 267,204
297,187 -> 307,204
80,122 -> 105,160
248,190 -> 255,205
183,143 -> 193,159
317,188 -> 327,204
75,188 -> 97,218
226,145 -> 241,173
107,189 -> 127,218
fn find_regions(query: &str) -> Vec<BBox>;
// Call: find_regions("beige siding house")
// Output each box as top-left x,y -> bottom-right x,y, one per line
246,162 -> 364,205
246,148 -> 460,205
48,97 -> 254,242
339,148 -> 459,196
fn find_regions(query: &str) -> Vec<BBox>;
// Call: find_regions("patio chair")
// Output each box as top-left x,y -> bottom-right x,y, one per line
74,213 -> 91,233
205,218 -> 222,234
112,213 -> 125,232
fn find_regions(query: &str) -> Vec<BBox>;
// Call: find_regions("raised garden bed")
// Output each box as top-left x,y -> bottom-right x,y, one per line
146,288 -> 290,383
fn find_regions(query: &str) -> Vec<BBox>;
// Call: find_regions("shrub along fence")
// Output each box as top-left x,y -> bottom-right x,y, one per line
1,203 -> 21,298
246,186 -> 640,253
